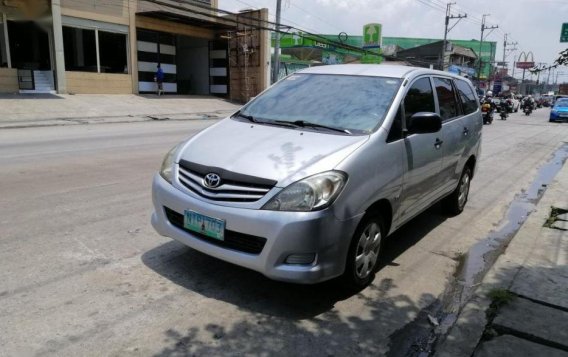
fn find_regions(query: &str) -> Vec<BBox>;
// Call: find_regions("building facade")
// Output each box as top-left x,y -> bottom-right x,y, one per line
0,0 -> 270,102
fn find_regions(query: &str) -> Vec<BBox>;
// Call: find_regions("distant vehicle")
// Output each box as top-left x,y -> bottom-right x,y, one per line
499,93 -> 520,112
554,95 -> 568,104
151,65 -> 482,287
550,98 -> 568,122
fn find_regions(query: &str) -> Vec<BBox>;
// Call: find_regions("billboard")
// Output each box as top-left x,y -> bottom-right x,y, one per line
516,62 -> 535,69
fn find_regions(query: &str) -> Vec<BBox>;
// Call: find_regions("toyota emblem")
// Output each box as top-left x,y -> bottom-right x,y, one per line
203,173 -> 221,188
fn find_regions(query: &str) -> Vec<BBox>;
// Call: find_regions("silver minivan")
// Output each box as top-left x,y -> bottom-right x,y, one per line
151,64 -> 482,287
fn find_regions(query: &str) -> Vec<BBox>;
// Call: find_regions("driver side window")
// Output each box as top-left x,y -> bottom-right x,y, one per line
404,78 -> 436,120
387,78 -> 436,141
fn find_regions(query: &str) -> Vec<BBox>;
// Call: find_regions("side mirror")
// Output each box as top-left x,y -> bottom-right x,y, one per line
407,112 -> 442,134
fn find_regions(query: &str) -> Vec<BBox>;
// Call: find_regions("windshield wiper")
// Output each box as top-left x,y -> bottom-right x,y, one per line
234,111 -> 257,123
276,120 -> 352,135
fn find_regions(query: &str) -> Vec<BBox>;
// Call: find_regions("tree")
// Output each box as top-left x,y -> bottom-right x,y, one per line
530,48 -> 567,73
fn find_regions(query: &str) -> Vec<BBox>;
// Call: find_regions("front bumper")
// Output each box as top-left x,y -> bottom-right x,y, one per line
550,112 -> 568,122
151,174 -> 362,284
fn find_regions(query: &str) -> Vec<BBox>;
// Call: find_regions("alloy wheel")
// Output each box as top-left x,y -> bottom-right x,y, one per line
354,222 -> 382,279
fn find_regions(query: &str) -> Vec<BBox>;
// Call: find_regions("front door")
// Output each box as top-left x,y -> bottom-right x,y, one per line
399,77 -> 445,220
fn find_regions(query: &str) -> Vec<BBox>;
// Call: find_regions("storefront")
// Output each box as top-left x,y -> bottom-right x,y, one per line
0,0 -> 270,101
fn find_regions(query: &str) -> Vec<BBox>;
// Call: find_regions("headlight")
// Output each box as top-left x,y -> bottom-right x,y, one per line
159,143 -> 183,183
262,171 -> 347,211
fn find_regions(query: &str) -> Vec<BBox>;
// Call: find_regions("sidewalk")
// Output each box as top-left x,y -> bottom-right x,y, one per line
436,157 -> 568,356
0,93 -> 241,129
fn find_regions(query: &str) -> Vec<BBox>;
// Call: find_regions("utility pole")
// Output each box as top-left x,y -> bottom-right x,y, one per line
271,0 -> 282,84
477,14 -> 498,91
442,2 -> 466,71
502,34 -> 517,70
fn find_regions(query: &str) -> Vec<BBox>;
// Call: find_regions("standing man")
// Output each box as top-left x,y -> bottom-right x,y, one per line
155,64 -> 164,96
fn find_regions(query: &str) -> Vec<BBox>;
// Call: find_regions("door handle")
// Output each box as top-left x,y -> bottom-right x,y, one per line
463,127 -> 469,136
434,138 -> 443,149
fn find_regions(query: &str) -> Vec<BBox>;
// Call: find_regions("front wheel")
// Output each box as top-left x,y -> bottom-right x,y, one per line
443,166 -> 472,215
341,213 -> 385,289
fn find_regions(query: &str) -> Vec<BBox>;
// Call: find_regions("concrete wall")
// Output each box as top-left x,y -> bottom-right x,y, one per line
66,71 -> 132,94
0,68 -> 17,92
176,36 -> 209,95
61,0 -> 129,25
227,9 -> 270,102
136,16 -> 214,40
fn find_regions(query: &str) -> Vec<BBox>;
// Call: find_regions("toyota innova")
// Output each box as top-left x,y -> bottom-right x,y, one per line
151,64 -> 482,287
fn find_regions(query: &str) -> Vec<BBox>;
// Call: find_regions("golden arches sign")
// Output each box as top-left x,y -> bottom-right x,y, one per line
516,51 -> 535,69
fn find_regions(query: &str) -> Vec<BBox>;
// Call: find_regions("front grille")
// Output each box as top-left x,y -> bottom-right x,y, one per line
177,160 -> 276,202
164,207 -> 267,255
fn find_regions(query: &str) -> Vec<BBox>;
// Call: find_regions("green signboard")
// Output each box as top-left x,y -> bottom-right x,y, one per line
363,23 -> 382,48
561,23 -> 568,43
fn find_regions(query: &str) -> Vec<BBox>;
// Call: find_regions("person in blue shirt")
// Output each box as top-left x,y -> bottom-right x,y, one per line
155,65 -> 164,96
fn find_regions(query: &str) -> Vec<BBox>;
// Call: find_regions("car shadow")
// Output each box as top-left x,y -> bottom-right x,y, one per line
141,203 -> 448,320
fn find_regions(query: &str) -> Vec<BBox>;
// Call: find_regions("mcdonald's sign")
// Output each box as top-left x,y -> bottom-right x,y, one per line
516,51 -> 535,69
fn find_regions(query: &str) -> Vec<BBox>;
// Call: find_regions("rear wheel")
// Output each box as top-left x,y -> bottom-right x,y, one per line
444,165 -> 472,215
341,213 -> 385,289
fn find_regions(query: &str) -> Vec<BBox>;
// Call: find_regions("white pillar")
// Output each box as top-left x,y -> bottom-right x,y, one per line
2,13 -> 11,68
94,27 -> 100,73
51,0 -> 66,93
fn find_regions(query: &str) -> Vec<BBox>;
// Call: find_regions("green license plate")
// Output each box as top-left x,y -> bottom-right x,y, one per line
184,210 -> 225,241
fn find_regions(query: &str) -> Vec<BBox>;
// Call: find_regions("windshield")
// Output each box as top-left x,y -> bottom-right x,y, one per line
237,74 -> 402,134
555,99 -> 568,107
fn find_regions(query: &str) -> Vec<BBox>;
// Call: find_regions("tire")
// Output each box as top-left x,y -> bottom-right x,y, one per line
341,212 -> 385,289
443,165 -> 472,216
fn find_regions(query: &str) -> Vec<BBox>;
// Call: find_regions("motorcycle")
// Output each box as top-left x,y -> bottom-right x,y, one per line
499,106 -> 508,120
524,106 -> 533,116
481,102 -> 493,124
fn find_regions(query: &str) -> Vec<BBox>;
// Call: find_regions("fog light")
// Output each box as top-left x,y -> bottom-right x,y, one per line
285,253 -> 316,265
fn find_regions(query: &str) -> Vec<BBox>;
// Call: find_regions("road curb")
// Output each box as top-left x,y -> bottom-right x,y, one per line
0,111 -> 232,130
435,146 -> 568,357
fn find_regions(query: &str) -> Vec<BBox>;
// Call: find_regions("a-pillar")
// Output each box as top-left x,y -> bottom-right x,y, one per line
51,0 -> 66,94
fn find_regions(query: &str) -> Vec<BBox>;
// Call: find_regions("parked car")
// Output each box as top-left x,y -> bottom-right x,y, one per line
550,98 -> 568,122
151,65 -> 482,287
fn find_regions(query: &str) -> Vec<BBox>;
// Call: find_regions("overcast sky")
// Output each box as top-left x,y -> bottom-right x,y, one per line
219,0 -> 568,80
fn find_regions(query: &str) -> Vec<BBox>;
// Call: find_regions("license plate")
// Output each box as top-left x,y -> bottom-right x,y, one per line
560,113 -> 568,118
184,210 -> 225,241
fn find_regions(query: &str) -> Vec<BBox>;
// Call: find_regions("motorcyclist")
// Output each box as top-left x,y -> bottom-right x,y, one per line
525,95 -> 535,111
481,91 -> 497,123
482,91 -> 497,111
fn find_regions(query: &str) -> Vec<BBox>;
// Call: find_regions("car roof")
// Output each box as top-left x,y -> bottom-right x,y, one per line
297,64 -> 468,80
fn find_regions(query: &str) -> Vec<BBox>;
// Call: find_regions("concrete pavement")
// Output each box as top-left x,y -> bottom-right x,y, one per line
1,108 -> 568,356
0,93 -> 241,129
436,143 -> 568,356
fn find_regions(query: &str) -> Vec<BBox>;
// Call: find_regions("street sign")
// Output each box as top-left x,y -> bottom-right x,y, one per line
363,23 -> 382,48
561,23 -> 568,42
496,61 -> 507,67
516,61 -> 535,69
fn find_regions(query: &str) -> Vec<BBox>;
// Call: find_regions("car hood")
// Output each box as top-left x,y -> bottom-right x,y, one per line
553,106 -> 568,112
178,118 -> 369,187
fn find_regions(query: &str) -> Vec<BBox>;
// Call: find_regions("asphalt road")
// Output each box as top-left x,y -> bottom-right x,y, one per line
1,109 -> 567,356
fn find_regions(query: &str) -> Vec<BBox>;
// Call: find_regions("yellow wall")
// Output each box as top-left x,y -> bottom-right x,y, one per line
0,68 -> 18,93
66,72 -> 132,94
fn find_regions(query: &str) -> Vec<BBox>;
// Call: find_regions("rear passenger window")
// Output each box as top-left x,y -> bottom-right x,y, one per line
404,78 -> 435,120
454,79 -> 478,115
433,77 -> 459,120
